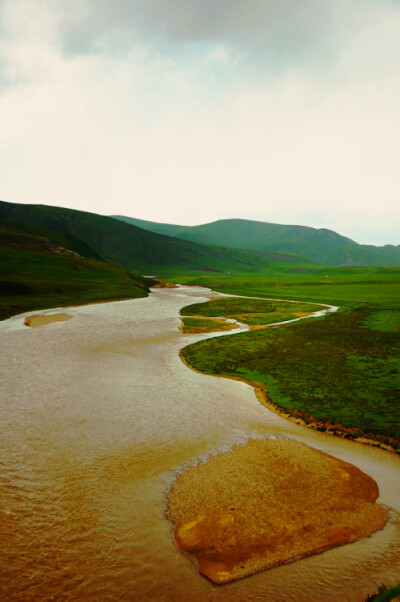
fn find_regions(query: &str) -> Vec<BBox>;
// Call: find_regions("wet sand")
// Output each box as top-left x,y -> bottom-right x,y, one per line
168,438 -> 388,584
24,313 -> 72,327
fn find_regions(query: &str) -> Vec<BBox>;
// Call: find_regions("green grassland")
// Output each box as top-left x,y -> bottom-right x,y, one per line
181,297 -> 322,327
176,267 -> 400,307
364,310 -> 400,332
0,221 -> 151,321
179,269 -> 400,449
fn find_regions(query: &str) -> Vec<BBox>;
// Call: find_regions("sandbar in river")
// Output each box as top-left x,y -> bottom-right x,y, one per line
0,286 -> 399,601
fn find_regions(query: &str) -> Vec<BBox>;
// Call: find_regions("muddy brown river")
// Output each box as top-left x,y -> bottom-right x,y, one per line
1,286 -> 399,601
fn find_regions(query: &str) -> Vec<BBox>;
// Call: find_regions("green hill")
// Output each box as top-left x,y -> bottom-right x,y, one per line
0,218 -> 151,320
112,215 -> 185,239
113,216 -> 400,267
0,200 -> 317,276
0,218 -> 101,259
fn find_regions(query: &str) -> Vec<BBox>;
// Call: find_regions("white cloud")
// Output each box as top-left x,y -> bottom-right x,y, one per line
206,45 -> 230,65
0,0 -> 399,245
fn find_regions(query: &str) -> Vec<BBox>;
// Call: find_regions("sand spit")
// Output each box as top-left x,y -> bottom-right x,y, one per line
168,439 -> 388,585
24,313 -> 72,327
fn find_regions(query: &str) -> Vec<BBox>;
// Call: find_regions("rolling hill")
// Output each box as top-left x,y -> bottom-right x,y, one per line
113,216 -> 400,267
0,218 -> 151,320
0,200 -> 316,275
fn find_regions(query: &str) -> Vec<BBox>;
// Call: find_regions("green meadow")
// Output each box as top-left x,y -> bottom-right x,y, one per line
179,268 -> 400,449
176,266 -> 400,307
181,297 -> 321,327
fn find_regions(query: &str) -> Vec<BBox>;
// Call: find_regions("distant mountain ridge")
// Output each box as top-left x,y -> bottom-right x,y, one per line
0,200 -> 315,275
112,216 -> 400,267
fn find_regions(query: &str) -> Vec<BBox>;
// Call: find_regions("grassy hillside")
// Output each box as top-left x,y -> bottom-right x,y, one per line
112,215 -> 185,238
0,218 -> 100,259
113,215 -> 400,267
0,200 -> 318,275
0,219 -> 151,321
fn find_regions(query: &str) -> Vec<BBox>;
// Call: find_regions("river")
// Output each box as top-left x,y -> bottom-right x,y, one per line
0,286 -> 399,601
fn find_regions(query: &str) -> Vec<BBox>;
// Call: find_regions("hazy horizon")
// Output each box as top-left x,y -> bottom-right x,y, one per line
3,196 -> 399,248
109,211 -> 399,247
0,1 -> 399,246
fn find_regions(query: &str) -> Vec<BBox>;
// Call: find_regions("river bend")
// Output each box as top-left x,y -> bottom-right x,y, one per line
0,286 -> 399,601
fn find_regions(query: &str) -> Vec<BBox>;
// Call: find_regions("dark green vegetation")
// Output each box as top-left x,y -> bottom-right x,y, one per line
180,272 -> 400,449
364,310 -> 400,333
113,215 -> 400,267
0,200 -> 316,276
0,219 -> 151,321
366,581 -> 400,601
181,297 -> 321,327
0,217 -> 101,259
181,306 -> 400,443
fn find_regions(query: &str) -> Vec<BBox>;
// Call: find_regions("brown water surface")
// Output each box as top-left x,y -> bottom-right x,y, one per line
1,286 -> 399,601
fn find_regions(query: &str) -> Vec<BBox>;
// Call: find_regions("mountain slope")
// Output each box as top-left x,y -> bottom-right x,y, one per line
0,218 -> 101,259
113,216 -> 400,267
0,201 -> 317,275
0,218 -> 151,320
112,215 -> 185,238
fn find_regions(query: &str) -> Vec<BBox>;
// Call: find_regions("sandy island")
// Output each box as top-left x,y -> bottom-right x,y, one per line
168,438 -> 388,584
24,313 -> 72,328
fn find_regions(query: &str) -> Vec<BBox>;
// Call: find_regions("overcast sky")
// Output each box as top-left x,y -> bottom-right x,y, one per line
0,0 -> 399,245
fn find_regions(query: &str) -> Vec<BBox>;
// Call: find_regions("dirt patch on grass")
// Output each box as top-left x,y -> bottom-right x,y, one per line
249,324 -> 269,331
168,438 -> 388,584
181,316 -> 239,334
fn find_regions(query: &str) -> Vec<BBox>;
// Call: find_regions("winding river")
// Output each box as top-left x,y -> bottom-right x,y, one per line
0,286 -> 399,601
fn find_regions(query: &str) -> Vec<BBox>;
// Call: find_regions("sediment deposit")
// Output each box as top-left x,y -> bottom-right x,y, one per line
168,438 -> 388,584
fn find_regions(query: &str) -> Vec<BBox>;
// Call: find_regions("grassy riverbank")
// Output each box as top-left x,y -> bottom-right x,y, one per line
0,220 -> 152,321
181,297 -> 323,328
179,269 -> 400,450
366,581 -> 400,601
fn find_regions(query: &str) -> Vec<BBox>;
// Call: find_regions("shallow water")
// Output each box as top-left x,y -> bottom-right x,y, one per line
0,286 -> 399,601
